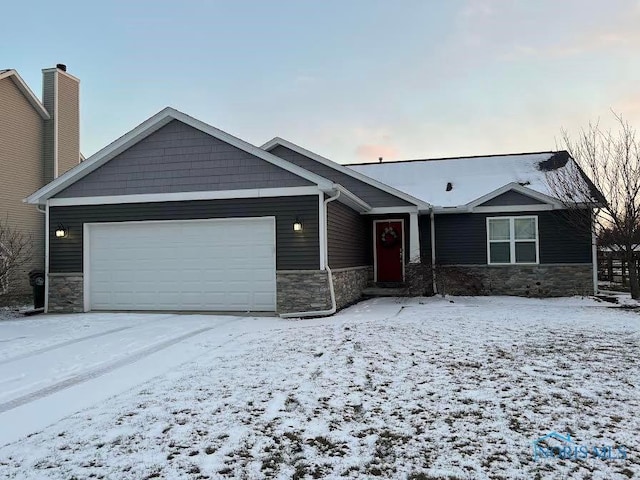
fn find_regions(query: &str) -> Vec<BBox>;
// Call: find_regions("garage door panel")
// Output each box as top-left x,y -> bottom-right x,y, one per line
255,272 -> 276,282
88,218 -> 276,311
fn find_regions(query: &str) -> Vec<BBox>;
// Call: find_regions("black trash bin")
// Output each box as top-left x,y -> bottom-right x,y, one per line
28,270 -> 45,309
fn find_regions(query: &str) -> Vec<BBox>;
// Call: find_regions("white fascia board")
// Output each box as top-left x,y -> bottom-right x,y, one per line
334,185 -> 371,213
26,109 -> 176,204
261,137 -> 431,209
367,206 -> 419,215
467,182 -> 563,210
47,186 -> 322,207
26,107 -> 333,205
473,204 -> 555,213
1,70 -> 50,119
433,204 -> 557,214
432,206 -> 470,214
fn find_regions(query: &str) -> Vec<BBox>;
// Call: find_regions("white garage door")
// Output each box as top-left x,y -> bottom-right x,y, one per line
87,217 -> 276,312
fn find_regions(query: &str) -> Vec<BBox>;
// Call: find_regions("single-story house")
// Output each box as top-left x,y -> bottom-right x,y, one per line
26,107 -> 597,315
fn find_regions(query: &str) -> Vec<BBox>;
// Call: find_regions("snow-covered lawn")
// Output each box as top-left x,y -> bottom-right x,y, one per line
0,296 -> 638,479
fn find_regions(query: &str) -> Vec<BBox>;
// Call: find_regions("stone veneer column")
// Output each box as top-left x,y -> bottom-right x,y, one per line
276,270 -> 332,314
48,273 -> 84,313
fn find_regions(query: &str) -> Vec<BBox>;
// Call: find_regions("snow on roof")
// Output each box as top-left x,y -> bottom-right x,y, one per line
348,152 -> 566,207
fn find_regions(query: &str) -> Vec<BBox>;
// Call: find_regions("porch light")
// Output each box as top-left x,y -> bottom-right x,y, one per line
293,218 -> 303,232
55,225 -> 68,238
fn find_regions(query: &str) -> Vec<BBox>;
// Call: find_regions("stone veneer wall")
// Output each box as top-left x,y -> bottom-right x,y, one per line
405,263 -> 435,296
276,270 -> 331,314
331,266 -> 372,310
437,264 -> 593,297
48,269 -> 372,315
48,273 -> 84,312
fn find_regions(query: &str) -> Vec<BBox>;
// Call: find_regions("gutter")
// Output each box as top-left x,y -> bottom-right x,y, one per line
280,190 -> 341,318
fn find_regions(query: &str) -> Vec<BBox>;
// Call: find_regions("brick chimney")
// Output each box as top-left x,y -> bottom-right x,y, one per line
42,64 -> 80,182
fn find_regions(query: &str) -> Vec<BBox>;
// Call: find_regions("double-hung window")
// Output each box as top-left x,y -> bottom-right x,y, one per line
487,216 -> 538,264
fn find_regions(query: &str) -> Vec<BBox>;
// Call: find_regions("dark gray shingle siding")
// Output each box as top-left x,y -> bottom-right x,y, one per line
268,145 -> 412,208
479,190 -> 545,206
49,196 -> 320,272
56,121 -> 313,198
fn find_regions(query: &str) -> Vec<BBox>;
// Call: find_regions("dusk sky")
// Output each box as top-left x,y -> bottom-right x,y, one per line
4,0 -> 640,164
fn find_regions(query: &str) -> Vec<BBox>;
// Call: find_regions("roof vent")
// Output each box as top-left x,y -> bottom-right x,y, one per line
378,157 -> 383,163
446,182 -> 453,192
518,181 -> 531,186
56,63 -> 67,72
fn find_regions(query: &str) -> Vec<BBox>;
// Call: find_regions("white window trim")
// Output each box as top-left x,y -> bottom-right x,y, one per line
486,216 -> 539,265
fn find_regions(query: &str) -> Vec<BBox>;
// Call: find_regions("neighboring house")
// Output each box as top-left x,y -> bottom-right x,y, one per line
0,65 -> 80,296
25,107 -> 597,315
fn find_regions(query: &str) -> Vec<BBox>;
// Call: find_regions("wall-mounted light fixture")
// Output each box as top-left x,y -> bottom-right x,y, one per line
55,224 -> 68,238
293,218 -> 303,232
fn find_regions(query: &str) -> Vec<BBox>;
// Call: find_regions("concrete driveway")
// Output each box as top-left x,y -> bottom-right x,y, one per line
0,311 -> 292,446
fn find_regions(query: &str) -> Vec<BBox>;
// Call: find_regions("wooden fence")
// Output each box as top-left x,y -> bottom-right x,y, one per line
598,250 -> 640,287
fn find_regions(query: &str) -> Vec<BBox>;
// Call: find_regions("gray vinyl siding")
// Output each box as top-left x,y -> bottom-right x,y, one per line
56,120 -> 313,198
327,201 -> 370,268
479,190 -> 545,206
433,210 -> 592,265
49,196 -> 319,272
538,210 -> 593,263
268,145 -> 412,208
419,215 -> 432,264
42,71 -> 56,184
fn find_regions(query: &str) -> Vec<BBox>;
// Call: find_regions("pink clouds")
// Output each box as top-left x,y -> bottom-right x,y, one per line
355,144 -> 400,163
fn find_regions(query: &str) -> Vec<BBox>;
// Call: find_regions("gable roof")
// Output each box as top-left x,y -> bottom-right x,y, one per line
262,137 -> 430,210
26,107 -> 337,205
468,182 -> 563,210
0,69 -> 50,120
348,151 -> 581,210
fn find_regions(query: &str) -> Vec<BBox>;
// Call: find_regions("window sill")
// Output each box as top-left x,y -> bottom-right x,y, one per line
487,262 -> 540,266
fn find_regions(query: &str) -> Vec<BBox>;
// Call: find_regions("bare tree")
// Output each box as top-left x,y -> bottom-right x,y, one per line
546,112 -> 640,298
0,217 -> 34,296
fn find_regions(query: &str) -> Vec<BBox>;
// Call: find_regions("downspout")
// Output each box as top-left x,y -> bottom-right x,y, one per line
36,203 -> 49,312
280,190 -> 340,318
430,209 -> 437,295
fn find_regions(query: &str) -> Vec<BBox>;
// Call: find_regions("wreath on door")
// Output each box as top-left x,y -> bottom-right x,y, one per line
380,226 -> 399,248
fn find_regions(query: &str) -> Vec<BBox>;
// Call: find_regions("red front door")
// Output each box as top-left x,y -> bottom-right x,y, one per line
375,220 -> 404,282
